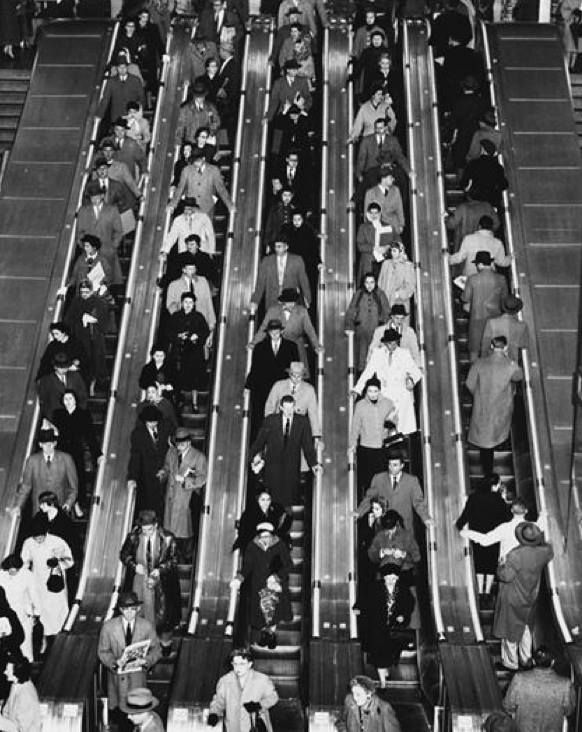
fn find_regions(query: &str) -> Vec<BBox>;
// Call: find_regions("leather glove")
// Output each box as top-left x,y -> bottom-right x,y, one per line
243,701 -> 261,713
46,557 -> 59,568
207,713 -> 219,726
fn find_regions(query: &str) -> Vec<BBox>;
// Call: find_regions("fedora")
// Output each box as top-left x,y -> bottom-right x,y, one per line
120,688 -> 159,714
515,521 -> 543,547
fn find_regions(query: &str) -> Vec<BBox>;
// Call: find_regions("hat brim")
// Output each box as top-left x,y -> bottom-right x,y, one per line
119,698 -> 159,714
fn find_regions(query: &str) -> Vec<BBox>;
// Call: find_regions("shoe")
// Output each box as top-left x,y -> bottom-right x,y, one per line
73,502 -> 85,519
267,632 -> 277,649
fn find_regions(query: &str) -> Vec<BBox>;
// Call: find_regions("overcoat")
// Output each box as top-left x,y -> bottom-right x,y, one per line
209,668 -> 278,732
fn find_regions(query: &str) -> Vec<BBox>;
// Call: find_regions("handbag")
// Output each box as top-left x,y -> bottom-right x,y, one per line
47,565 -> 65,593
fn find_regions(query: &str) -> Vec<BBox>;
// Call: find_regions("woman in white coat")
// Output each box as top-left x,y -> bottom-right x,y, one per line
0,555 -> 41,662
208,648 -> 278,732
0,658 -> 41,732
354,328 -> 421,435
20,514 -> 73,644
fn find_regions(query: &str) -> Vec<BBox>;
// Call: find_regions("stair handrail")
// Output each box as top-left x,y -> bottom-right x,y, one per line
64,30 -> 174,629
312,22 -> 330,640
402,19 -> 445,639
426,27 -> 484,643
5,20 -> 121,553
480,20 -> 572,644
188,20 -> 273,635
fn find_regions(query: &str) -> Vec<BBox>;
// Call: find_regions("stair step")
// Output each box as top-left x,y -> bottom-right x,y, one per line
252,644 -> 301,660
0,79 -> 29,93
0,104 -> 23,117
267,674 -> 300,699
253,657 -> 301,676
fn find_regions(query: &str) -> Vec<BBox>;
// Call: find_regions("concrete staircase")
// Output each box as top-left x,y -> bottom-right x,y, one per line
569,72 -> 582,147
0,69 -> 30,154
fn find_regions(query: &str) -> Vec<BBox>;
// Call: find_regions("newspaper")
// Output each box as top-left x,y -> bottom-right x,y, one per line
373,225 -> 394,262
117,639 -> 150,674
86,261 -> 106,290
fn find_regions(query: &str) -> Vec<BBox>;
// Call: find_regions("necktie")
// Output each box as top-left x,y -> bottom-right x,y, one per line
388,351 -> 393,366
377,135 -> 382,150
392,476 -> 398,490
273,341 -> 279,356
384,188 -> 389,197
178,451 -> 183,467
125,621 -> 133,646
46,456 -> 52,469
291,383 -> 297,395
146,537 -> 153,573
100,181 -> 107,192
151,427 -> 158,443
189,278 -> 195,295
284,418 -> 290,443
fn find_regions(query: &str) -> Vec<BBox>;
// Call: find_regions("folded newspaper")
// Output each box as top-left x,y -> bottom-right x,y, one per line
117,639 -> 150,674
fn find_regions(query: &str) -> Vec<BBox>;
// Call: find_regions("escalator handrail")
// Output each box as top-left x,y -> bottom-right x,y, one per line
480,20 -> 573,645
425,27 -> 484,643
5,20 -> 121,553
312,23 -> 330,640
402,19 -> 445,639
188,20 -> 274,635
64,31 -> 174,630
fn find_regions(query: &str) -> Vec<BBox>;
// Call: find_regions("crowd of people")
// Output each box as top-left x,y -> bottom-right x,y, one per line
0,0 -> 578,730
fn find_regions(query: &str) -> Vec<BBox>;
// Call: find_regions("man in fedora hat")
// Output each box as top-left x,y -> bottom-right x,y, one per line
465,335 -> 523,476
98,591 -> 161,721
15,429 -> 78,514
462,249 -> 508,362
121,688 -> 164,731
265,361 -> 320,443
127,406 -> 173,517
112,116 -> 146,182
481,294 -> 529,362
251,287 -> 322,375
363,162 -> 404,233
251,238 -> 312,312
267,59 -> 313,122
159,427 -> 207,561
170,148 -> 234,216
493,522 -> 553,671
99,53 -> 146,125
175,79 -> 221,144
98,136 -> 142,202
354,328 -> 422,436
37,351 -> 88,421
162,197 -> 216,260
245,319 -> 299,434
367,303 -> 420,366
449,215 -> 511,277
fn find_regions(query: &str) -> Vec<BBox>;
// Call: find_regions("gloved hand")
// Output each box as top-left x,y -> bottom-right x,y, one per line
207,713 -> 219,727
46,557 -> 59,568
243,701 -> 261,713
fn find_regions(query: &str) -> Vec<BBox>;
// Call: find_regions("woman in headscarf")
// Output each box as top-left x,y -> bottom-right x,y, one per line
345,272 -> 390,373
377,241 -> 415,316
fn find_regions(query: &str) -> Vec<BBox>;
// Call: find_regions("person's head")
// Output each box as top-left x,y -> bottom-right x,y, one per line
533,645 -> 554,668
139,405 -> 161,431
383,419 -> 398,440
150,344 -> 166,364
515,521 -> 544,547
279,394 -> 295,419
52,351 -> 72,376
378,52 -> 391,74
194,126 -> 211,148
480,139 -> 497,157
386,450 -> 406,476
289,23 -> 302,41
380,562 -> 401,590
273,239 -> 289,256
181,292 -> 196,313
381,328 -> 401,352
349,675 -> 376,707
123,687 -> 159,724
510,498 -> 527,517
144,383 -> 160,403
365,9 -> 376,25
191,148 -> 207,171
478,215 -> 494,231
181,195 -> 198,218
87,183 -> 105,208
283,59 -> 300,77
473,250 -> 493,270
364,374 -> 381,402
501,294 -> 523,316
257,490 -> 272,513
212,0 -> 225,12
38,428 -> 58,456
481,473 -> 501,493
219,42 -> 234,61
389,240 -> 405,260
49,322 -> 69,342
369,495 -> 388,519
370,30 -> 384,48
4,657 -> 32,685
481,107 -> 497,128
292,211 -> 304,229
482,711 -> 518,732
205,57 -> 219,76
185,234 -> 201,254
380,164 -> 395,186
381,509 -> 404,531
117,591 -> 142,622
126,100 -> 141,117
94,156 -> 109,180
137,509 -> 158,537
229,648 -> 254,676
79,280 -> 93,300
174,427 -> 192,454
116,54 -> 129,75
39,491 -> 60,514
390,303 -> 407,326
369,84 -> 384,105
280,188 -> 294,206
279,288 -> 299,309
29,513 -> 49,543
287,361 -> 306,384
123,18 -> 136,35
288,104 -> 301,120
1,554 -> 23,576
363,272 -> 377,293
181,141 -> 194,160
286,150 -> 299,169
113,117 -> 128,138
137,8 -> 150,26
366,202 -> 381,224
374,118 -> 386,136
490,335 -> 508,354
100,138 -> 116,162
266,319 -> 284,340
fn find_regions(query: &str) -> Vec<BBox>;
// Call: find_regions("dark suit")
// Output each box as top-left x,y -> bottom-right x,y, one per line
273,160 -> 313,211
98,615 -> 161,710
245,337 -> 299,430
77,202 -> 123,284
37,370 -> 88,421
127,420 -> 173,517
196,6 -> 242,45
250,413 -> 317,506
267,75 -> 312,120
251,253 -> 311,310
99,73 -> 146,123
356,132 -> 410,179
17,450 -> 78,512
114,135 -> 146,178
